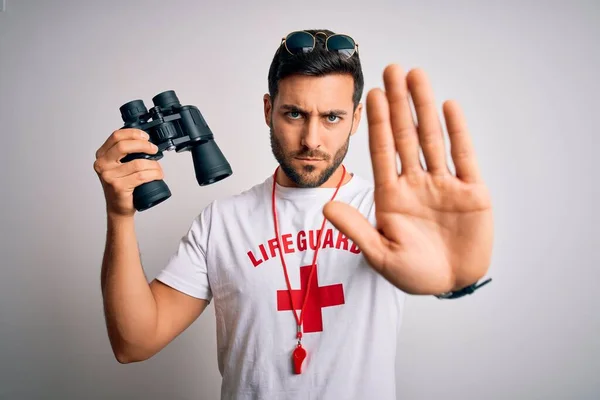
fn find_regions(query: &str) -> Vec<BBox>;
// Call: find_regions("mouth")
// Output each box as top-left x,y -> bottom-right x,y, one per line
295,157 -> 324,162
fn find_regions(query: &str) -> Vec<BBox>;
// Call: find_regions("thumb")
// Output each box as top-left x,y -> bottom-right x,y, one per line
322,200 -> 386,266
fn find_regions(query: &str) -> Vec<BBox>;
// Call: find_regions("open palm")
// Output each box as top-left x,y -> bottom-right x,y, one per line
324,64 -> 494,295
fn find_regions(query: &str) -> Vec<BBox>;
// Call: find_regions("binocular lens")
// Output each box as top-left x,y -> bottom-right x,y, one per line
153,90 -> 181,110
120,100 -> 148,124
133,180 -> 171,211
191,140 -> 233,186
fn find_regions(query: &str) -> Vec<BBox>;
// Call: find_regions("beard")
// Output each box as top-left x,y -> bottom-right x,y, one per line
269,121 -> 350,188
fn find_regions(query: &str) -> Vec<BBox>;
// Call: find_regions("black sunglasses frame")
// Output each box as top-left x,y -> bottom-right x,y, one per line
280,31 -> 359,59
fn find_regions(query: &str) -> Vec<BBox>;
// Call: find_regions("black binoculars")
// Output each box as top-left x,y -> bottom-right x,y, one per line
119,90 -> 232,211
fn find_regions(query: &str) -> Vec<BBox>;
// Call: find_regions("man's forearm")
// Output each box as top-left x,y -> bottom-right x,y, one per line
101,214 -> 158,362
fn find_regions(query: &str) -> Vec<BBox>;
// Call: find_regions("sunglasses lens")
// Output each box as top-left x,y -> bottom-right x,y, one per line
285,32 -> 314,54
327,35 -> 356,58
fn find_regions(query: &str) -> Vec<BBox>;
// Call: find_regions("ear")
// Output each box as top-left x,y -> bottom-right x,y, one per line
263,94 -> 272,127
350,103 -> 363,136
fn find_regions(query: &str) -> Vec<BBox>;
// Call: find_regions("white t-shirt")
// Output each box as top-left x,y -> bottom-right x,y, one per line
155,171 -> 407,400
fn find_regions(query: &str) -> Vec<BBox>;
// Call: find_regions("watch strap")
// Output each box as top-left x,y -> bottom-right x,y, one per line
434,277 -> 492,299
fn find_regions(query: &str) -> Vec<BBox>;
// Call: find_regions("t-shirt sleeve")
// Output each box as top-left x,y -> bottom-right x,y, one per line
154,204 -> 213,302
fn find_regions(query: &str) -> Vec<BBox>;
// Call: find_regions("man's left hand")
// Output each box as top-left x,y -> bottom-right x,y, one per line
323,64 -> 494,295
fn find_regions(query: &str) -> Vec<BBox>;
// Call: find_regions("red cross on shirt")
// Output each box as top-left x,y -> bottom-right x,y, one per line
276,264 -> 345,333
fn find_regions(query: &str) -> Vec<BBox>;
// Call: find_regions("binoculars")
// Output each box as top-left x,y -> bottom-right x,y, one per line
118,90 -> 232,211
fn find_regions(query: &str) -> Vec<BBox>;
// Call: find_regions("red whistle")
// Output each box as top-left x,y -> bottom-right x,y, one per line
293,345 -> 307,374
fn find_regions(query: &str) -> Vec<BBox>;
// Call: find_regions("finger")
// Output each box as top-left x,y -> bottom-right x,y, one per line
382,64 -> 422,174
120,168 -> 165,191
104,139 -> 158,164
322,201 -> 387,268
105,159 -> 162,180
443,100 -> 481,183
105,165 -> 165,192
366,88 -> 398,186
406,68 -> 448,175
95,128 -> 149,159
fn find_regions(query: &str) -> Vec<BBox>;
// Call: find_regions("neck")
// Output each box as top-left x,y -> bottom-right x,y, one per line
276,165 -> 352,188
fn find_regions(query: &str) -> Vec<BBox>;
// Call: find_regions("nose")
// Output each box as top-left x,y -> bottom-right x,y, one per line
300,117 -> 321,150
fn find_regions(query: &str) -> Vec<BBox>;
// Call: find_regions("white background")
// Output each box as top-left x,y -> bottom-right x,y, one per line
0,0 -> 598,399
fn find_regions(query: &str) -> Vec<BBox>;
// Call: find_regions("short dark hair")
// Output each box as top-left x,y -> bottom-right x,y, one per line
267,29 -> 364,110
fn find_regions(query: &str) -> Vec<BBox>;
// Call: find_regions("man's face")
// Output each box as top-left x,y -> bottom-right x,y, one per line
264,73 -> 362,188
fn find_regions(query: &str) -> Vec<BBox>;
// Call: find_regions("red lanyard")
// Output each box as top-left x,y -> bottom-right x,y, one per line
271,164 -> 346,374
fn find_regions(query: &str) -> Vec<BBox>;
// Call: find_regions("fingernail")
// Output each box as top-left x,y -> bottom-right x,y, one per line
141,131 -> 149,139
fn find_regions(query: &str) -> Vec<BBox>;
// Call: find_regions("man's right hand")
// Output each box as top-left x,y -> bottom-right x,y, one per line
93,128 -> 162,218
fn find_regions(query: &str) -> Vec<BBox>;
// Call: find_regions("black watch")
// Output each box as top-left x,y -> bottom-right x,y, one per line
434,277 -> 492,299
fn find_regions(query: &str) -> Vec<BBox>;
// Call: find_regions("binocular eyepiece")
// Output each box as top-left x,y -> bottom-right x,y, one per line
118,90 -> 232,211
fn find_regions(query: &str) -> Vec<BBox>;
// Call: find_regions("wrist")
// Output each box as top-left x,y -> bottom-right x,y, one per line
107,211 -> 135,228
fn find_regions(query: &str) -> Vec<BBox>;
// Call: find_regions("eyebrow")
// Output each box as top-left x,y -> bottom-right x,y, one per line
280,104 -> 348,116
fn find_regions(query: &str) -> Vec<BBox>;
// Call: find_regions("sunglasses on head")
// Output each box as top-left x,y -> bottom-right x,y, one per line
280,31 -> 359,60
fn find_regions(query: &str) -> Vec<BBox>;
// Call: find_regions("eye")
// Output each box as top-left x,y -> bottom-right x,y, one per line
287,111 -> 302,120
326,114 -> 341,123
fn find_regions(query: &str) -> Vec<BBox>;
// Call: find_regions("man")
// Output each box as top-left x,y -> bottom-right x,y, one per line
93,29 -> 494,399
